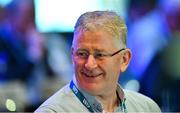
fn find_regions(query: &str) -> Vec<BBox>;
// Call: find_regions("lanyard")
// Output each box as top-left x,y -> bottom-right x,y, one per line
69,80 -> 127,113
122,99 -> 127,113
69,80 -> 94,112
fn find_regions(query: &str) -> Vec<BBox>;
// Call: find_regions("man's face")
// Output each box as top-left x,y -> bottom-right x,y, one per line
72,29 -> 125,96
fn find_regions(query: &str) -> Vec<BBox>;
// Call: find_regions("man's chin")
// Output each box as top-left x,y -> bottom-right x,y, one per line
81,84 -> 103,96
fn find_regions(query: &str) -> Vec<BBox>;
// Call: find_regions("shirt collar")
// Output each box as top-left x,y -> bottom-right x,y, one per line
72,75 -> 126,112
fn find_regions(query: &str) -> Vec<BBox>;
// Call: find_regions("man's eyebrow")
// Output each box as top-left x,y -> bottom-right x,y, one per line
76,48 -> 108,53
77,48 -> 88,51
94,49 -> 107,53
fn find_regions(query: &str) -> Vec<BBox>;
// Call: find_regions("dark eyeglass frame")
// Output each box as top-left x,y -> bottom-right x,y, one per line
74,48 -> 126,59
110,48 -> 126,56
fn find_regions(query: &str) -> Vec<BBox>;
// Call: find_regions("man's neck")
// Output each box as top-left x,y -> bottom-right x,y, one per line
96,90 -> 119,112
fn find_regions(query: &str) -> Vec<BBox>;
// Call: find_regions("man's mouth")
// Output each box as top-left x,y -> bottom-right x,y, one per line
81,71 -> 103,78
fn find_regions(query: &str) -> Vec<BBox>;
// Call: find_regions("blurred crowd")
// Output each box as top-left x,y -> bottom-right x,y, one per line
0,0 -> 180,112
126,0 -> 180,111
0,0 -> 73,111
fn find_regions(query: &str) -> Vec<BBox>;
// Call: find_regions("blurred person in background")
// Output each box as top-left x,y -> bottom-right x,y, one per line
127,0 -> 180,111
127,0 -> 170,80
0,0 -> 47,111
139,0 -> 180,111
35,11 -> 161,113
0,0 -> 74,111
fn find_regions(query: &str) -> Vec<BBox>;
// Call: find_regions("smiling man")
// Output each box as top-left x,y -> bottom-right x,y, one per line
35,11 -> 161,113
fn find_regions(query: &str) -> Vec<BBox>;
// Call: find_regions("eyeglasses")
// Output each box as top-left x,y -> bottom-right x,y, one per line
74,48 -> 126,60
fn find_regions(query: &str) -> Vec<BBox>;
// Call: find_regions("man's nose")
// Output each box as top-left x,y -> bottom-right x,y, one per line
85,55 -> 98,70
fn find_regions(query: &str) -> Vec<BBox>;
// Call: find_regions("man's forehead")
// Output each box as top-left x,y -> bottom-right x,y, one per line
74,31 -> 108,44
74,29 -> 114,41
73,38 -> 120,53
72,29 -> 121,49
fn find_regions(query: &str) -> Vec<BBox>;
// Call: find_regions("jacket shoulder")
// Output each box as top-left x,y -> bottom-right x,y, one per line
34,84 -> 89,113
124,89 -> 161,112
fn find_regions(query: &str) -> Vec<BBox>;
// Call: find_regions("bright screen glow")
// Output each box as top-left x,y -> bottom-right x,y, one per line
0,0 -> 12,7
34,0 -> 126,32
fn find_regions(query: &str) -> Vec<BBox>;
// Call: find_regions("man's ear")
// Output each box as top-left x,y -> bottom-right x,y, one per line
120,48 -> 132,72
